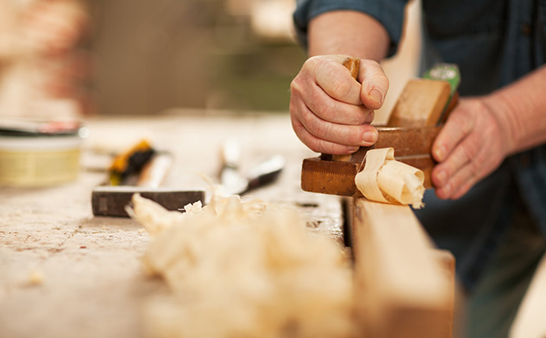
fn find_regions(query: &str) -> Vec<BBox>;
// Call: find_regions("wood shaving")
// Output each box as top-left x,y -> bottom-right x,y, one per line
355,148 -> 425,209
28,270 -> 44,286
131,193 -> 355,338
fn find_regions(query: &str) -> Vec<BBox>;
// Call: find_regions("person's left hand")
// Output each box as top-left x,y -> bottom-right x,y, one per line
431,97 -> 515,199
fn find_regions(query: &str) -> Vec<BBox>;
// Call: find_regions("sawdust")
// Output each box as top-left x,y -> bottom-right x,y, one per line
355,147 -> 425,209
28,270 -> 44,286
131,193 -> 355,338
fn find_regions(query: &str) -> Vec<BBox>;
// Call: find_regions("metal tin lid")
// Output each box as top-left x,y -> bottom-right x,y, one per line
0,119 -> 88,138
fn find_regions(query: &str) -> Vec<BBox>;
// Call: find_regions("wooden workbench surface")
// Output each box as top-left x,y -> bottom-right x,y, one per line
0,111 -> 344,338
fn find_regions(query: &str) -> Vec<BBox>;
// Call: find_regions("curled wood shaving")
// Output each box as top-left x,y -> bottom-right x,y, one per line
355,148 -> 425,209
131,194 -> 355,338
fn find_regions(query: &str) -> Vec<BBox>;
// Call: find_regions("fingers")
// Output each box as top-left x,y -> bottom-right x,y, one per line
432,105 -> 480,199
434,162 -> 475,200
297,80 -> 373,125
291,97 -> 377,144
306,56 -> 361,106
432,138 -> 481,199
291,114 -> 377,155
432,106 -> 474,162
431,99 -> 507,200
290,55 -> 386,154
359,59 -> 389,110
312,56 -> 390,111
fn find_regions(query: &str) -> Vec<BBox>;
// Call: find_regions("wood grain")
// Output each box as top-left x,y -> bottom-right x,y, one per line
387,79 -> 451,127
352,198 -> 453,338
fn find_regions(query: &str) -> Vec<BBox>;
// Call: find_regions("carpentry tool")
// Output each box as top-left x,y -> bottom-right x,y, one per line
108,139 -> 155,186
301,59 -> 459,196
92,141 -> 205,217
219,138 -> 285,195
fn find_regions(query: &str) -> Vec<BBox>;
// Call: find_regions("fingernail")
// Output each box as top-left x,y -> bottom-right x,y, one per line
363,130 -> 378,145
434,146 -> 446,161
348,146 -> 359,153
369,89 -> 383,104
365,111 -> 375,123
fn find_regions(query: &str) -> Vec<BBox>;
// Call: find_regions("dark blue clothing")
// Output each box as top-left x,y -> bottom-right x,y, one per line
294,0 -> 546,291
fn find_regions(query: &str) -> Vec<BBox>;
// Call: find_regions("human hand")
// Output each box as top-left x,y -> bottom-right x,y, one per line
431,97 -> 515,199
290,55 -> 389,155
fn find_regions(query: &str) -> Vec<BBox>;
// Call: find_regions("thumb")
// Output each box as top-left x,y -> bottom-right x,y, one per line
359,59 -> 389,110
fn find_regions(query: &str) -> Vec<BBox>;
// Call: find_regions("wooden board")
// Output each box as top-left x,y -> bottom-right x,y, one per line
352,198 -> 454,338
387,79 -> 451,127
0,113 -> 346,338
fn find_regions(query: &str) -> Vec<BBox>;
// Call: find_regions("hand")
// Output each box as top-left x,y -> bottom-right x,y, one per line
290,55 -> 389,155
431,97 -> 515,199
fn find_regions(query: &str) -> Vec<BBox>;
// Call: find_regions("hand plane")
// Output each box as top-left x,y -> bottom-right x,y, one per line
301,58 -> 460,197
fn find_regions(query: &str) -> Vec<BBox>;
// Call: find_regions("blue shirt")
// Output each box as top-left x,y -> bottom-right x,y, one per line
294,0 -> 546,290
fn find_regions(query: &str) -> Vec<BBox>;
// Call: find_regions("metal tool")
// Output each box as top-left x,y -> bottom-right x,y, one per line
300,58 -> 459,197
92,144 -> 205,217
219,138 -> 285,195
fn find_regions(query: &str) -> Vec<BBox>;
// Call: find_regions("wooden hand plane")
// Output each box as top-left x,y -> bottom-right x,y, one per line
301,58 -> 460,197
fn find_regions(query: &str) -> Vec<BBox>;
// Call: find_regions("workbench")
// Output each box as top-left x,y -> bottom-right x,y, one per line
0,111 -> 345,338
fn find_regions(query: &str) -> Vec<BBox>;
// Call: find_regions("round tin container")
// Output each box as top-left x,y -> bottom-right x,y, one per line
0,121 -> 86,187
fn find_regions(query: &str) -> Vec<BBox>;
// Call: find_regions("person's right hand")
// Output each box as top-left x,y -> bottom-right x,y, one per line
289,55 -> 389,155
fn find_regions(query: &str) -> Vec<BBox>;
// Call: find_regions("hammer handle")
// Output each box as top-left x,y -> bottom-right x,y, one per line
136,152 -> 173,188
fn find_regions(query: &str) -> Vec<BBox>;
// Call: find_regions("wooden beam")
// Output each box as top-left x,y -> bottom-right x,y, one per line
352,198 -> 454,338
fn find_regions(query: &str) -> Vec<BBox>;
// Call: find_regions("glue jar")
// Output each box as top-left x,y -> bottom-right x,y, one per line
0,120 -> 87,187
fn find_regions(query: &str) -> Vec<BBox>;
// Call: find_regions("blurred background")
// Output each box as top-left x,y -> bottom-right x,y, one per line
0,0 -> 420,119
88,0 -> 308,115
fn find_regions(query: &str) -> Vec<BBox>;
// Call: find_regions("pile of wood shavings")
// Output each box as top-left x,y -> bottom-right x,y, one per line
131,193 -> 355,338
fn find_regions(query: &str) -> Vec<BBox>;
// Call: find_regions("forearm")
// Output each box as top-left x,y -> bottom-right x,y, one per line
308,10 -> 389,61
487,65 -> 546,154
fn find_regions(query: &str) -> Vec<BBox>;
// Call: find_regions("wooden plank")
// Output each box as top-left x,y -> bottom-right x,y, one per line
510,252 -> 546,338
387,79 -> 451,127
433,249 -> 456,338
352,198 -> 453,338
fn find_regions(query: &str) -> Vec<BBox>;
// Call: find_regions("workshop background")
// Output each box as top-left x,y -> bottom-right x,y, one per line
87,0 -> 420,119
88,0 -> 305,115
0,0 -> 421,119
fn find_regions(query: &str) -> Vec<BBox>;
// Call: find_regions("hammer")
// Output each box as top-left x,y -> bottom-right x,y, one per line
91,147 -> 205,218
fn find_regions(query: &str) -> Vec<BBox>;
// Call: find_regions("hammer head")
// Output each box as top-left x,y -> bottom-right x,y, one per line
301,126 -> 441,197
92,186 -> 205,217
